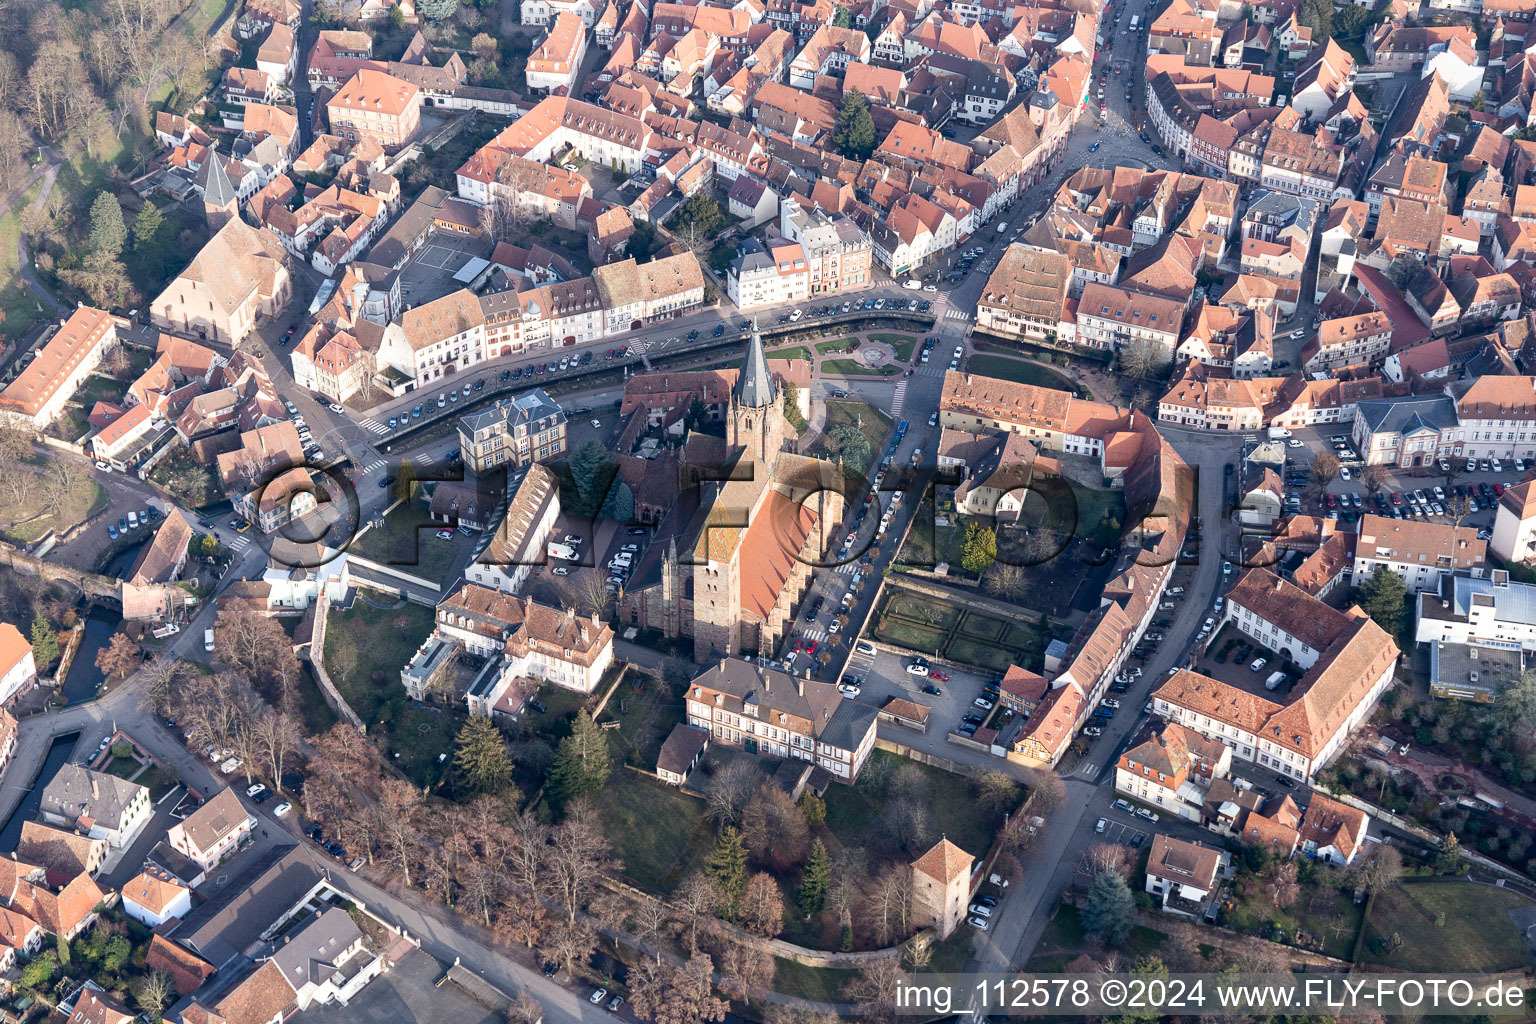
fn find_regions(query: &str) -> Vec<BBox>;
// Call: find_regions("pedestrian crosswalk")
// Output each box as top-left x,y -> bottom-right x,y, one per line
801,628 -> 827,643
226,534 -> 254,553
359,459 -> 386,476
360,417 -> 390,435
414,453 -> 435,467
944,309 -> 972,322
890,380 -> 908,417
835,562 -> 858,575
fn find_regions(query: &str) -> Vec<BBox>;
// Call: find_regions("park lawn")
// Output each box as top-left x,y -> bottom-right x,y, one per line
956,611 -> 1006,641
823,749 -> 1009,861
0,179 -> 43,340
868,333 -> 918,362
814,339 -> 855,355
946,637 -> 1014,672
382,704 -> 462,791
0,470 -> 107,544
322,601 -> 436,722
820,400 -> 893,456
349,501 -> 461,582
872,617 -> 945,654
598,674 -> 685,771
104,755 -> 141,780
187,0 -> 229,35
139,765 -> 180,801
897,513 -> 964,571
922,929 -> 974,974
965,354 -> 1075,392
1226,878 -> 1363,962
771,959 -> 858,1003
884,591 -> 962,631
1358,881 -> 1533,972
820,358 -> 900,377
766,346 -> 813,362
597,768 -> 709,894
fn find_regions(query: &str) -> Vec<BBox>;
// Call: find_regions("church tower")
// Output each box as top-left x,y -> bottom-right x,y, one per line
198,151 -> 238,233
725,319 -> 788,463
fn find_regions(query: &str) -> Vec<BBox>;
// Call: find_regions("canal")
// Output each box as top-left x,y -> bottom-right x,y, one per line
0,733 -> 79,852
60,607 -> 118,706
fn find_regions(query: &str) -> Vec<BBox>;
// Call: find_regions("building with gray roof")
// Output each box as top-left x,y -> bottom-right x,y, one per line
39,765 -> 152,849
458,386 -> 568,474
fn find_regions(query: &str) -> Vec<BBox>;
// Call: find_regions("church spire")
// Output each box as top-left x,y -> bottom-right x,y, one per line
734,316 -> 777,410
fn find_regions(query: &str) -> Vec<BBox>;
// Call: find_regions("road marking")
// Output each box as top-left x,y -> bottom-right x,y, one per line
944,309 -> 972,321
415,454 -> 435,466
890,381 -> 908,416
360,460 -> 385,475
360,418 -> 390,435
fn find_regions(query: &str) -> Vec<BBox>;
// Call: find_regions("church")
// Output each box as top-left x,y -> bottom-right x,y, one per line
618,325 -> 845,662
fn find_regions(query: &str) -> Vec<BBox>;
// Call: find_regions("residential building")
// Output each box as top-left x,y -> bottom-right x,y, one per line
326,69 -> 422,151
1491,480 -> 1536,564
38,765 -> 152,849
526,13 -> 589,93
1153,569 -> 1400,780
0,624 -> 35,706
456,387 -> 568,473
977,246 -> 1070,340
1145,834 -> 1229,917
17,821 -> 105,880
727,238 -> 811,310
1074,283 -> 1185,353
1298,793 -> 1368,865
123,870 -> 193,927
778,198 -> 872,296
0,306 -> 118,430
1115,722 -> 1233,821
1353,514 -> 1486,594
685,659 -> 879,781
465,463 -> 561,594
1416,570 -> 1536,653
1301,312 -> 1393,373
168,787 -> 255,872
655,724 -> 709,785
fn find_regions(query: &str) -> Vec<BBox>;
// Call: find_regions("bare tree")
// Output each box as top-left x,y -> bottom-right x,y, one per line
983,562 -> 1028,599
547,798 -> 611,924
506,808 -> 548,898
95,632 -> 141,679
1027,771 -> 1067,814
1119,338 -> 1171,379
1310,451 -> 1341,497
672,873 -> 721,952
507,992 -> 545,1024
253,708 -> 301,786
1086,842 -> 1132,882
542,919 -> 597,975
140,656 -> 184,717
741,786 -> 809,871
715,942 -> 773,1007
845,958 -> 905,1024
376,779 -> 422,886
870,867 -> 914,945
975,770 -> 1019,816
630,952 -> 728,1024
705,760 -> 759,827
1355,844 -> 1403,897
632,898 -> 670,965
739,872 -> 785,938
133,971 -> 175,1020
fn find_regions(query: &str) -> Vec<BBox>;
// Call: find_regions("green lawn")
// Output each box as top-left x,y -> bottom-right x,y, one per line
139,765 -> 180,801
884,591 -> 961,631
814,339 -> 854,355
0,179 -> 44,341
1225,876 -> 1363,962
771,958 -> 858,1003
0,471 -> 106,544
868,333 -> 918,362
322,601 -> 436,723
817,400 -> 893,458
872,617 -> 946,654
823,749 -> 1014,863
597,672 -> 684,772
382,704 -> 462,790
820,358 -> 901,377
965,354 -> 1075,392
1358,881 -> 1534,973
765,346 -> 812,362
103,755 -> 141,779
348,501 -> 462,582
595,768 -> 709,894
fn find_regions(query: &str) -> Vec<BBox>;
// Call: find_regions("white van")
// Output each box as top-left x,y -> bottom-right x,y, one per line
547,542 -> 578,561
1265,671 -> 1286,691
1267,427 -> 1292,440
204,629 -> 215,652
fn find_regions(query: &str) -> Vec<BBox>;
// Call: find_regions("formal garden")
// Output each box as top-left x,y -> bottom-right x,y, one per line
870,585 -> 1050,674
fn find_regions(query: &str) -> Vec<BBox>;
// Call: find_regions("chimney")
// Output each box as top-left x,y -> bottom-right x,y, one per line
91,777 -> 99,801
796,676 -> 804,697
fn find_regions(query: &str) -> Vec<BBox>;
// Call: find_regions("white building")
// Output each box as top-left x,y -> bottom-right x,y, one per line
0,624 -> 36,706
38,766 -> 151,849
1353,514 -> 1486,594
0,306 -> 118,430
727,238 -> 810,310
168,787 -> 255,872
122,871 -> 193,927
1492,480 -> 1536,565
